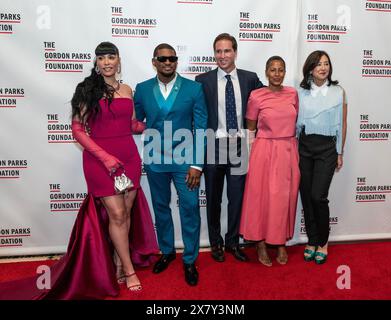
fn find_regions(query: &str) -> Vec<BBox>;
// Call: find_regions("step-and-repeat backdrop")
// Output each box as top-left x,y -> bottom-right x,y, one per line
1,0 -> 390,256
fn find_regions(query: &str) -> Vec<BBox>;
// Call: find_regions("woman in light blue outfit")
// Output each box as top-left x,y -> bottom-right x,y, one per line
297,50 -> 347,264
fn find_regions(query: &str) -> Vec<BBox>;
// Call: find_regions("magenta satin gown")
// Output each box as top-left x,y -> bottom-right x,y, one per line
240,86 -> 300,244
0,98 -> 158,300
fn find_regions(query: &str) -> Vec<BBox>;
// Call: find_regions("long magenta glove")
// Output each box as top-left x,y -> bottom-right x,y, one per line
131,119 -> 146,134
72,120 -> 123,172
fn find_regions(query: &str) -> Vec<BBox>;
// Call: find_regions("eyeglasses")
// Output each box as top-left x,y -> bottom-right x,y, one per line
154,56 -> 178,63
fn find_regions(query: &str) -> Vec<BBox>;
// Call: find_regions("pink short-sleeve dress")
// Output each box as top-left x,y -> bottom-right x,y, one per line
239,86 -> 300,244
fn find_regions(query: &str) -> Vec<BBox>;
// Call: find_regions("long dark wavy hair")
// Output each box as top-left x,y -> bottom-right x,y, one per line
300,50 -> 338,90
71,42 -> 119,124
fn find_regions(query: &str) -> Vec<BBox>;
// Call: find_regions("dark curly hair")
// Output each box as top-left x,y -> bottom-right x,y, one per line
71,42 -> 119,123
300,50 -> 338,90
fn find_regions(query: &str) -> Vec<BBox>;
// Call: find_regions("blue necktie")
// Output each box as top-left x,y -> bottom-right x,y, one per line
225,74 -> 238,131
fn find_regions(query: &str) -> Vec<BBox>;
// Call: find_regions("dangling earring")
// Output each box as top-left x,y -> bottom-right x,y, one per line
95,65 -> 101,75
117,64 -> 121,74
308,72 -> 313,84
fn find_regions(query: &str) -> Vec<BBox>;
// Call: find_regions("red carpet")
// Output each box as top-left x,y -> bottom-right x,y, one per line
1,241 -> 390,300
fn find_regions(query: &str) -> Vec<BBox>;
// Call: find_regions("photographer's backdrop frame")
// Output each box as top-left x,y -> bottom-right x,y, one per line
1,0 -> 390,256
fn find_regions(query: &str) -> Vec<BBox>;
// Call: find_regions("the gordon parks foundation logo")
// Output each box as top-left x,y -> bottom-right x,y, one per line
44,42 -> 92,73
299,210 -> 338,235
0,13 -> 21,35
0,159 -> 28,179
0,87 -> 24,109
111,6 -> 157,38
365,0 -> 391,13
362,50 -> 391,78
306,13 -> 348,43
0,228 -> 30,247
239,12 -> 281,42
356,177 -> 391,203
359,115 -> 390,141
47,114 -> 76,144
49,184 -> 86,213
177,0 -> 213,4
177,45 -> 216,76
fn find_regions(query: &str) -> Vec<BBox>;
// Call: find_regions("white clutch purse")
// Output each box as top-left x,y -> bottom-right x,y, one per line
112,167 -> 134,194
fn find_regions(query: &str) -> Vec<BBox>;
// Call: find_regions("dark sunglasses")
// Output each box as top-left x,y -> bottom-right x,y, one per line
155,56 -> 178,63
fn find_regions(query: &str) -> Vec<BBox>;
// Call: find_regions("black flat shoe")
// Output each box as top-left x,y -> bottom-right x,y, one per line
184,263 -> 198,286
152,253 -> 176,274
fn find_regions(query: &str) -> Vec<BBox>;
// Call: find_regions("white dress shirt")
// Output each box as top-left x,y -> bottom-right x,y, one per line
310,80 -> 329,97
216,67 -> 244,138
157,73 -> 178,99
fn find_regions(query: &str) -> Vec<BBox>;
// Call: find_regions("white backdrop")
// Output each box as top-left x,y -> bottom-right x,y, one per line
1,0 -> 390,256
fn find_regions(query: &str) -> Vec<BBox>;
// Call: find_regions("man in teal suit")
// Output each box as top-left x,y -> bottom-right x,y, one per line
134,43 -> 207,286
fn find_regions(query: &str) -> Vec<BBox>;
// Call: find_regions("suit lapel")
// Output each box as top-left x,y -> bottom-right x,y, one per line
149,80 -> 163,128
237,69 -> 248,120
163,75 -> 183,117
208,69 -> 218,129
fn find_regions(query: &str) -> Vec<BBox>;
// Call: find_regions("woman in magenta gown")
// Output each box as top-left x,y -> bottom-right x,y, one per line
71,41 -> 159,292
0,42 -> 158,300
239,56 -> 300,267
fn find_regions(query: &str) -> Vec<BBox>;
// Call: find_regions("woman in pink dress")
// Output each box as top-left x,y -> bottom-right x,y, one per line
240,56 -> 300,267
